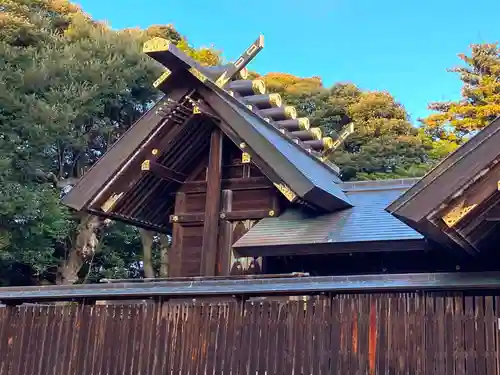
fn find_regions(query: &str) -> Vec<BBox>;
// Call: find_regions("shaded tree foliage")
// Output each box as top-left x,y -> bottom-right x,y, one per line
0,0 -> 219,285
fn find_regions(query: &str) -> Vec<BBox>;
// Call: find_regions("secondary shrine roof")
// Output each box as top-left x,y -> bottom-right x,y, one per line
233,178 -> 425,256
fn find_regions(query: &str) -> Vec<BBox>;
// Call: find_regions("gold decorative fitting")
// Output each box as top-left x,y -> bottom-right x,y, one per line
189,67 -> 207,82
152,69 -> 171,88
246,104 -> 253,110
284,106 -> 297,119
322,137 -> 335,150
242,152 -> 251,164
151,149 -> 159,156
239,67 -> 249,80
297,117 -> 310,130
441,199 -> 478,228
193,106 -> 201,114
171,215 -> 179,222
100,192 -> 124,213
219,213 -> 226,219
273,182 -> 297,202
264,117 -> 271,123
269,93 -> 282,107
268,210 -> 275,217
215,71 -> 229,88
251,79 -> 266,95
141,160 -> 151,171
497,180 -> 500,191
339,124 -> 354,140
228,90 -> 234,97
310,127 -> 322,140
239,142 -> 246,149
143,37 -> 170,53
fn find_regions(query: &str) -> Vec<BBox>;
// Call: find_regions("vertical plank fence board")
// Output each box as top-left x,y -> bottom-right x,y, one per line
484,296 -> 496,375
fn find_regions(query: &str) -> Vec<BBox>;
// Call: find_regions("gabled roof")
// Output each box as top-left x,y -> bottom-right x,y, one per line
386,116 -> 500,255
233,178 -> 426,256
62,36 -> 353,227
199,86 -> 352,211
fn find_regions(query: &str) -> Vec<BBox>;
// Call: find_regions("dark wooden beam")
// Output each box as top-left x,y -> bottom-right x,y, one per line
234,239 -> 430,257
170,192 -> 186,277
179,176 -> 272,194
387,117 -> 500,223
169,209 -> 276,224
200,128 -> 223,276
142,160 -> 186,184
62,78 -> 193,212
485,204 -> 500,221
216,190 -> 233,276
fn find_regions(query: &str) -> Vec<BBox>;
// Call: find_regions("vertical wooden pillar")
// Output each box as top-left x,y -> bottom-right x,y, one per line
216,189 -> 233,276
200,128 -> 223,276
170,192 -> 186,277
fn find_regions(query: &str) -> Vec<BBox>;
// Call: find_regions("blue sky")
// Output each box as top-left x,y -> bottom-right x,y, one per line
76,0 -> 499,123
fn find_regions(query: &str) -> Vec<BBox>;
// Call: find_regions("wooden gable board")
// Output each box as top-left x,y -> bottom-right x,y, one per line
199,87 -> 352,211
387,117 -> 500,222
62,73 -> 191,212
386,116 -> 500,254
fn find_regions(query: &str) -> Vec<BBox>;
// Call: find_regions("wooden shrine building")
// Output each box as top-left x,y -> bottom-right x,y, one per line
61,35 -> 500,278
3,35 -> 500,374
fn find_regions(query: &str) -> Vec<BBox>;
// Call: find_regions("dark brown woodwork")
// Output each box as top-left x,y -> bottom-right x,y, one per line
170,209 -> 277,224
109,116 -> 212,228
387,117 -> 500,223
226,80 -> 266,96
241,94 -> 281,109
216,189 -> 233,276
144,161 -> 187,183
259,106 -> 297,121
234,238 -> 430,257
290,129 -> 319,141
485,202 -> 500,221
62,78 -> 193,212
179,176 -> 272,194
170,192 -> 186,277
276,118 -> 310,131
200,128 -> 223,276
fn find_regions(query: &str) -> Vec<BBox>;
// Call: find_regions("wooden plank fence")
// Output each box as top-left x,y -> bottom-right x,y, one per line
0,292 -> 499,374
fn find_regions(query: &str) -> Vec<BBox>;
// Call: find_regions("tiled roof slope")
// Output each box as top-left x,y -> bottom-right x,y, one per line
233,178 -> 423,251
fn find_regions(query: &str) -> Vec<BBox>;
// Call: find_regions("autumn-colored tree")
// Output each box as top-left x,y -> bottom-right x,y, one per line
258,72 -> 434,180
422,43 -> 500,141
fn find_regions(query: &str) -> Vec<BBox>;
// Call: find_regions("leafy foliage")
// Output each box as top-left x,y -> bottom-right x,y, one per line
259,74 -> 435,180
0,0 -> 218,285
422,43 -> 500,142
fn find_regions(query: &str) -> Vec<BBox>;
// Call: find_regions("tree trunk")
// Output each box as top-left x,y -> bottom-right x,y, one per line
59,214 -> 100,285
159,234 -> 169,277
139,228 -> 155,278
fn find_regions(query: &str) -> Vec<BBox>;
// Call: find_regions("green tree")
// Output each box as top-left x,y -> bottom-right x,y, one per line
259,72 -> 434,180
422,43 -> 500,142
0,0 -> 219,285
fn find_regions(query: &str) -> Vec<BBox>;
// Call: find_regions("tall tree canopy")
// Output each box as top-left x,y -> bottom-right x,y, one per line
259,73 -> 434,180
422,43 -> 500,142
0,0 -> 220,285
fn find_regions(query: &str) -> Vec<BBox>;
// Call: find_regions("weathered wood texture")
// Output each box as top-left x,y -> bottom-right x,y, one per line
1,292 -> 500,374
169,135 -> 282,277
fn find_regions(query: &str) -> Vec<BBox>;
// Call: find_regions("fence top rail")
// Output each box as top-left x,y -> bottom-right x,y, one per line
1,271 -> 500,303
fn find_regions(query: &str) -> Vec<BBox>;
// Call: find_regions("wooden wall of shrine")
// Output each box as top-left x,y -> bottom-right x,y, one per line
168,129 -> 286,277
